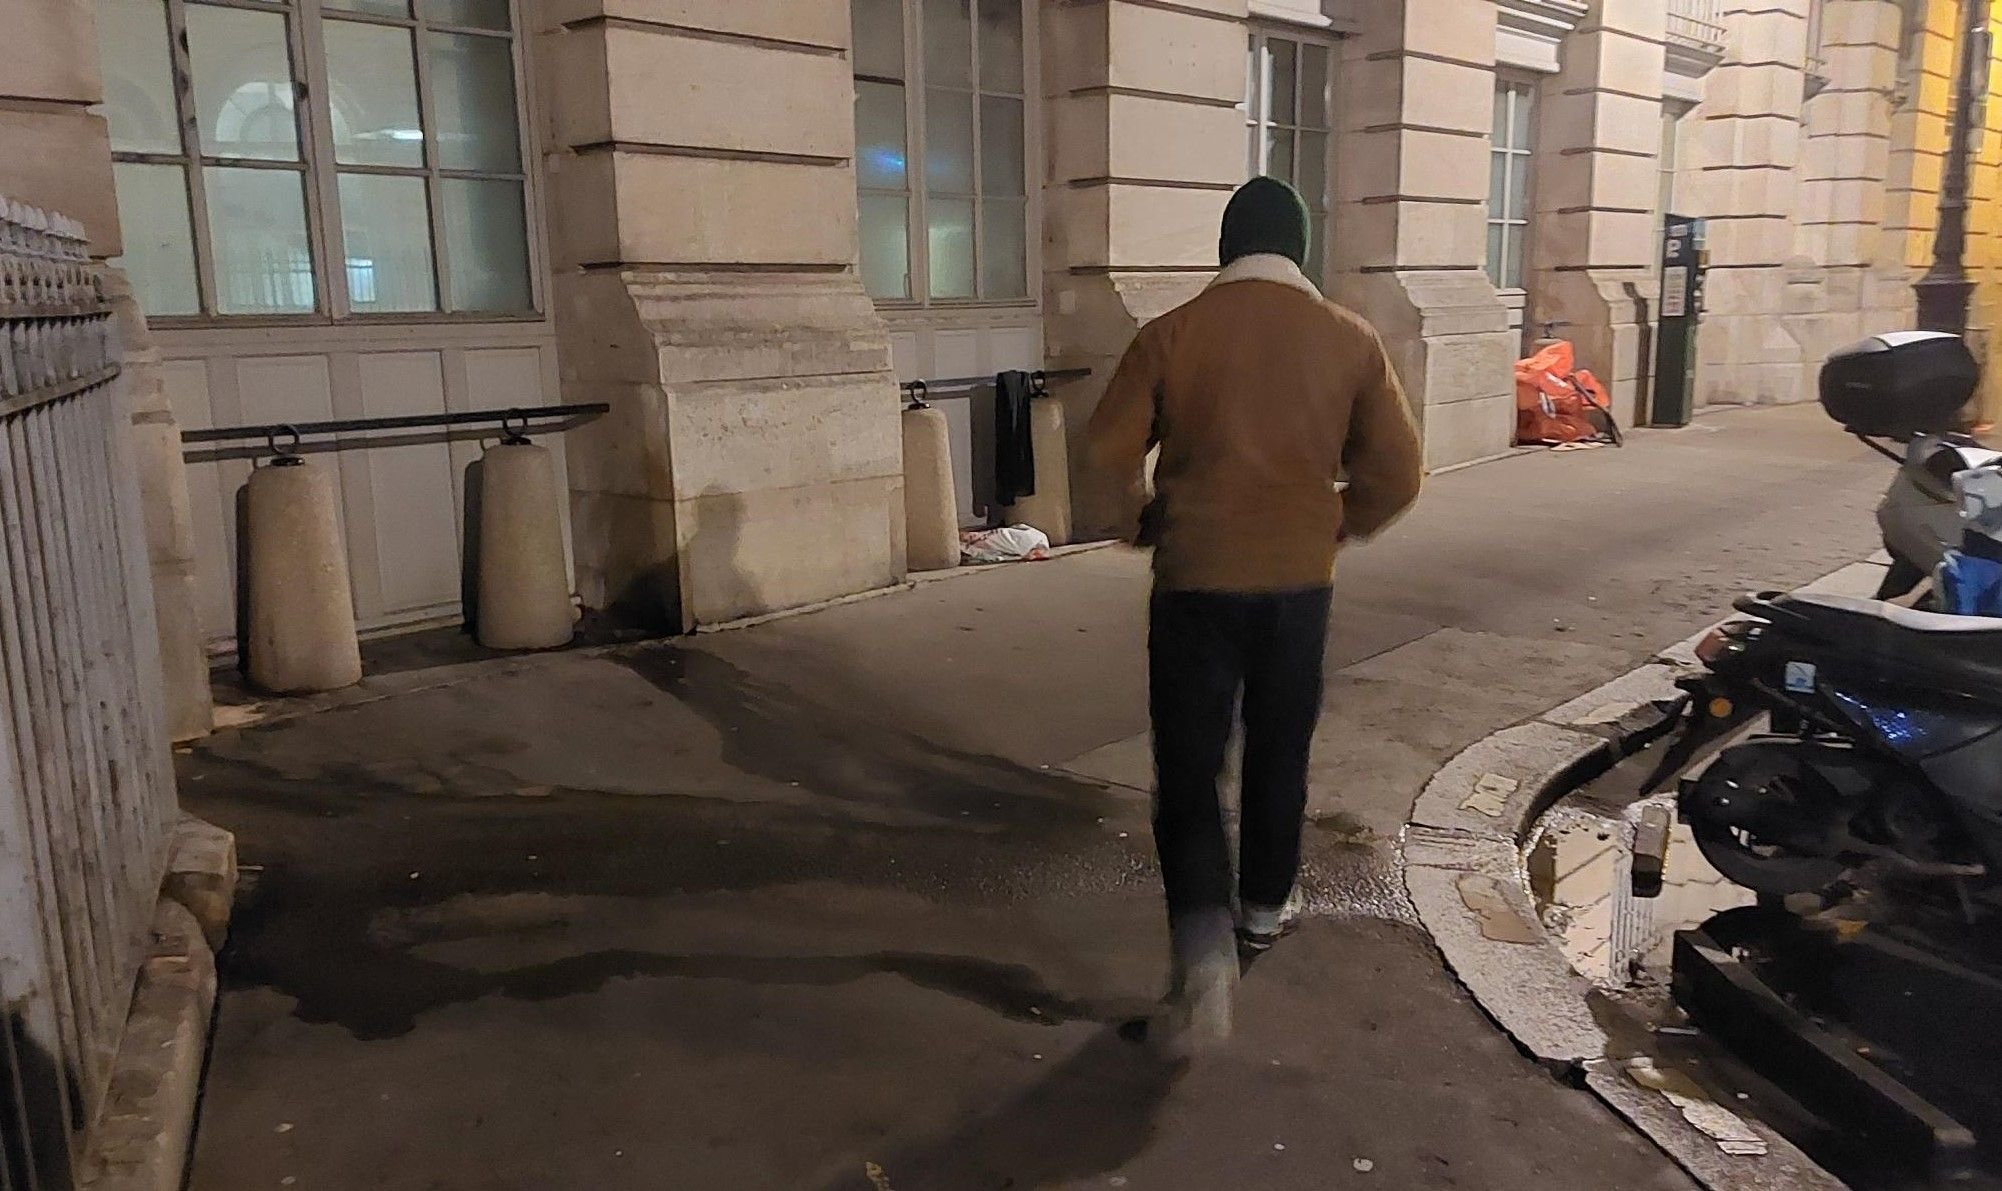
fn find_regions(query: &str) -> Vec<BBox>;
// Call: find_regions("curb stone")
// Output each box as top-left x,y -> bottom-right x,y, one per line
79,899 -> 218,1191
1401,582 -> 1882,1190
80,815 -> 236,1191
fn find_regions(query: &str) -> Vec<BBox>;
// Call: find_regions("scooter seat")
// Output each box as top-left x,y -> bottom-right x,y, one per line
1773,591 -> 2002,698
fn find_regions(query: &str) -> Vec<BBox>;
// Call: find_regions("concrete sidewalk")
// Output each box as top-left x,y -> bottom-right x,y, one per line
182,405 -> 1887,1191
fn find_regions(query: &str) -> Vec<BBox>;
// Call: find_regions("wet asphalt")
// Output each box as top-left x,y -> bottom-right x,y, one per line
182,406 -> 1888,1190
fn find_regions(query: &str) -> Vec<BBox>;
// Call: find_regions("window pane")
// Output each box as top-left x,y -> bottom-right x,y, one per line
1492,85 -> 1510,141
1297,131 -> 1327,208
419,0 -> 510,30
980,197 -> 1027,299
1300,43 -> 1330,130
1504,224 -> 1525,288
440,178 -> 532,311
852,0 -> 905,80
924,0 -> 973,88
980,95 -> 1024,196
978,0 -> 1024,93
1511,85 -> 1534,145
925,88 -> 974,193
205,167 -> 315,314
856,81 -> 908,190
325,0 -> 410,16
859,194 -> 911,300
928,197 -> 975,299
1266,128 -> 1293,183
1270,39 -> 1297,126
187,6 -> 300,162
429,32 -> 521,172
337,174 -> 437,313
109,163 -> 200,316
1488,153 -> 1507,219
98,0 -> 179,155
1508,153 -> 1531,218
1486,223 -> 1504,284
326,21 -> 424,168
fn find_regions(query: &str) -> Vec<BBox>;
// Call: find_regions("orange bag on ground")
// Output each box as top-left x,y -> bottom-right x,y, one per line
1515,340 -> 1613,446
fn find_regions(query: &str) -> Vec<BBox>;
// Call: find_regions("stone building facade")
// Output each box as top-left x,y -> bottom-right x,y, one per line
0,0 -> 1970,738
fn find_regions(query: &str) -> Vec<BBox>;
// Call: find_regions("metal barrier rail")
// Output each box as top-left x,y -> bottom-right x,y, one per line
181,402 -> 612,448
899,366 -> 1090,406
0,200 -> 178,1191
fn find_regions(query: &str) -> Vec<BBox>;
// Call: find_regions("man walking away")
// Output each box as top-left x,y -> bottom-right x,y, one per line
1086,177 -> 1423,1050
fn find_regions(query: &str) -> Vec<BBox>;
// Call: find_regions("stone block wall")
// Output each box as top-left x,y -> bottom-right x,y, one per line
536,0 -> 905,629
1682,0 -> 1816,408
1794,0 -> 1911,368
1331,0 -> 1516,469
1527,0 -> 1666,426
1043,0 -> 1247,535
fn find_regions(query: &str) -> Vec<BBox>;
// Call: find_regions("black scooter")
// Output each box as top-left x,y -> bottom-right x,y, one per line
1667,333 -> 2002,909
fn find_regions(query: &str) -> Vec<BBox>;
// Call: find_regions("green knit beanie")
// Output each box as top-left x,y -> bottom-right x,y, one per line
1219,176 -> 1311,268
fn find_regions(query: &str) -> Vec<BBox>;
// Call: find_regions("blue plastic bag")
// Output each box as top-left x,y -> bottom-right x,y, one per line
1937,549 -> 2002,616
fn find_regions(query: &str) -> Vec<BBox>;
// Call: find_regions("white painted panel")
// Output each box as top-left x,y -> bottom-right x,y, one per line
932,330 -> 982,379
462,347 -> 547,411
160,360 -> 234,648
986,325 -> 1042,373
356,352 -> 460,618
888,331 -> 922,382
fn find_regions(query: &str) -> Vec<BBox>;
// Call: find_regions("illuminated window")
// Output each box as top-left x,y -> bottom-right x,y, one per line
1245,29 -> 1333,278
851,0 -> 1031,303
96,0 -> 534,320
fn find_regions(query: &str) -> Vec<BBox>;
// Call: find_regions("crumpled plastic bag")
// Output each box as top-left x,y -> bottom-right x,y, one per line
1515,340 -> 1615,446
961,524 -> 1051,565
1938,549 -> 2002,616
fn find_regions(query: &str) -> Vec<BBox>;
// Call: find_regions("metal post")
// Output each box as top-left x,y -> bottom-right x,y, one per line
1916,0 -> 1992,334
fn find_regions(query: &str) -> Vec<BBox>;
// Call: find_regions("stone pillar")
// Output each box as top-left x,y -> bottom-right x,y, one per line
1797,0 -> 1909,359
538,0 -> 905,630
1686,0 -> 1814,406
109,276 -> 215,742
1043,0 -> 1248,537
1526,1 -> 1666,427
1331,0 -> 1515,468
0,0 -> 212,741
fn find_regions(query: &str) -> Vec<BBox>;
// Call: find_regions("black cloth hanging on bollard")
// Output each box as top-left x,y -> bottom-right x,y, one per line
994,369 -> 1037,507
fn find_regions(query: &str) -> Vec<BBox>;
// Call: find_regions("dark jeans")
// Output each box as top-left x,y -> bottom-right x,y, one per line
1149,586 -> 1332,926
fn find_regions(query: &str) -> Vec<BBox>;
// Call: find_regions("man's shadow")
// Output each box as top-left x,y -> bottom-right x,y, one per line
814,1025 -> 1185,1191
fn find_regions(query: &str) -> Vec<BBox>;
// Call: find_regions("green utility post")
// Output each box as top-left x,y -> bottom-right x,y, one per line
1650,215 -> 1707,427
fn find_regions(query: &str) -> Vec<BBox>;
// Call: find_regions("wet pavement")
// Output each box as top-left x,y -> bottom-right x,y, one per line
182,406 -> 1891,1190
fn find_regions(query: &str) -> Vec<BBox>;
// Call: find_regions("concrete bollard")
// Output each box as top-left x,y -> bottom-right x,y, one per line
902,404 -> 961,572
1002,398 -> 1073,546
477,438 -> 575,650
244,457 -> 362,694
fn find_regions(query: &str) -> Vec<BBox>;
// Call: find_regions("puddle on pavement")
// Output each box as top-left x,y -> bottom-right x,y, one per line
1526,746 -> 1754,990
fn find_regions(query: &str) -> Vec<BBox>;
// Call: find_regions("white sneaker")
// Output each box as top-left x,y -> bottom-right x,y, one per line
1237,888 -> 1302,952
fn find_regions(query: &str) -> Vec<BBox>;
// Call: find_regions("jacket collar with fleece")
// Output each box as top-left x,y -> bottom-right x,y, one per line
1207,253 -> 1322,300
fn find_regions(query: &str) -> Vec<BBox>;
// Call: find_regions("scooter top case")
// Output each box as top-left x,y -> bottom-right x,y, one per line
1821,331 -> 1978,439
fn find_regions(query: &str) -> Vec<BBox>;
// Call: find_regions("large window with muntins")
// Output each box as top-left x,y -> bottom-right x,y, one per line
851,0 -> 1032,305
96,0 -> 535,321
1245,28 -> 1333,278
1487,79 -> 1537,291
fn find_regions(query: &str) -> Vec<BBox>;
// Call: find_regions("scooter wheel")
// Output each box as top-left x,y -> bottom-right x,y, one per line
1680,743 -> 1851,897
